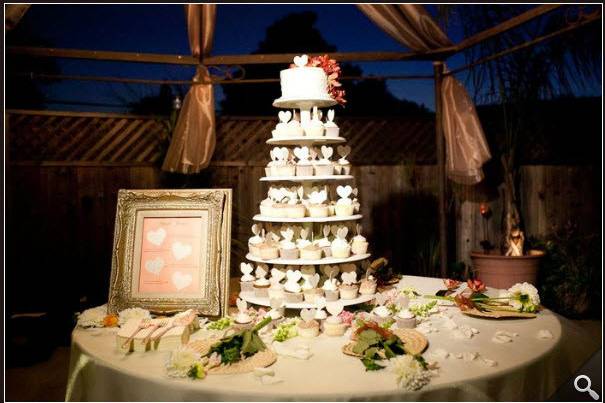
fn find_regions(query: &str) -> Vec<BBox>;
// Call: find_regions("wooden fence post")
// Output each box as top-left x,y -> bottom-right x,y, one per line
433,61 -> 448,278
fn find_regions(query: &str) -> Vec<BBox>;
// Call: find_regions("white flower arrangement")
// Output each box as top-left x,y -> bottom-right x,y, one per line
165,346 -> 202,378
500,282 -> 541,313
77,304 -> 108,328
388,355 -> 433,391
118,307 -> 151,326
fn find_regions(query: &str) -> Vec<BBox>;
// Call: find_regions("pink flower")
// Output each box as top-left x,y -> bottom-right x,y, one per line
303,54 -> 347,105
467,279 -> 486,293
338,310 -> 355,326
443,279 -> 461,290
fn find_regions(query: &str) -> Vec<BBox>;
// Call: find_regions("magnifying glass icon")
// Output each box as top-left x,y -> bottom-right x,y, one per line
574,375 -> 600,400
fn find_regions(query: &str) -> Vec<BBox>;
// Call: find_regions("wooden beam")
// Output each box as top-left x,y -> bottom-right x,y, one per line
433,61 -> 448,278
448,4 -> 562,53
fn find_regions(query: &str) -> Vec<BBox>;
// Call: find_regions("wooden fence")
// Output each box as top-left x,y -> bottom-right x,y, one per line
5,110 -> 599,312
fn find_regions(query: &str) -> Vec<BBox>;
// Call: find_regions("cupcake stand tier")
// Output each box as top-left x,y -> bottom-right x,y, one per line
246,253 -> 370,266
253,214 -> 362,223
267,136 -> 346,146
239,291 -> 374,309
260,175 -> 353,182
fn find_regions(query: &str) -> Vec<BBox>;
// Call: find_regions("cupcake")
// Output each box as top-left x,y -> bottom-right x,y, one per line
283,269 -> 303,303
268,280 -> 285,300
234,298 -> 254,329
300,244 -> 322,260
331,236 -> 351,259
303,287 -> 323,303
339,283 -> 359,300
297,319 -> 320,338
285,111 -> 304,137
248,224 -> 264,257
314,159 -> 333,176
296,229 -> 312,251
258,243 -> 279,260
322,276 -> 340,301
323,315 -> 347,336
324,109 -> 340,138
395,309 -> 417,329
307,189 -> 329,217
304,107 -> 324,137
351,234 -> 368,255
253,277 -> 271,298
316,238 -> 332,258
239,262 -> 255,293
259,197 -> 275,217
275,162 -> 296,177
338,156 -> 351,175
371,305 -> 392,325
335,199 -> 354,217
359,274 -> 377,295
285,203 -> 306,219
279,228 -> 299,260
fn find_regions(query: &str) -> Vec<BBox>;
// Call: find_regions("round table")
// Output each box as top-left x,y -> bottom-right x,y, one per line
65,276 -> 596,401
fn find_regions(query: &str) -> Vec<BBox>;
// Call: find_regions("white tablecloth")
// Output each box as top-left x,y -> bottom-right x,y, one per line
66,276 -> 598,401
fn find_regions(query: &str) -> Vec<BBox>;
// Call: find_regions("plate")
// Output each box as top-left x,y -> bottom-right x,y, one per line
260,175 -> 353,182
253,214 -> 362,223
239,291 -> 375,309
267,137 -> 346,146
246,253 -> 371,266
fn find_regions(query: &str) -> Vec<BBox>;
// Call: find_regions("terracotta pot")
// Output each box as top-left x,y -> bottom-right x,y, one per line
470,250 -> 544,289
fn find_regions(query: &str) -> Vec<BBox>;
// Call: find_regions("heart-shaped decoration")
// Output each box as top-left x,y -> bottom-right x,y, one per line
293,54 -> 309,67
375,293 -> 388,306
300,308 -> 316,322
293,146 -> 310,161
278,110 -> 291,123
270,297 -> 284,310
322,265 -> 340,278
286,269 -> 302,283
336,185 -> 353,199
172,241 -> 192,261
326,301 -> 344,316
356,224 -> 362,235
299,228 -> 309,240
323,225 -> 331,238
308,273 -> 320,288
172,271 -> 193,290
309,147 -> 318,160
315,296 -> 327,310
251,224 -> 261,236
280,147 -> 290,160
236,297 -> 247,313
330,225 -> 340,237
255,264 -> 268,278
341,271 -> 357,285
270,268 -> 286,282
327,109 -> 335,122
340,263 -> 357,273
320,146 -> 333,160
336,226 -> 348,239
146,228 -> 166,246
240,262 -> 253,275
280,227 -> 294,241
337,145 -> 351,158
270,147 -> 280,161
352,187 -> 359,197
145,257 -> 164,275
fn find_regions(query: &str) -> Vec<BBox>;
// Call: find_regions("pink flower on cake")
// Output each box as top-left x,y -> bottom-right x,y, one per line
338,310 -> 355,326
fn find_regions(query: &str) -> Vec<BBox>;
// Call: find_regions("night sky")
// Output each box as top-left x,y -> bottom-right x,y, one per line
9,4 -> 601,113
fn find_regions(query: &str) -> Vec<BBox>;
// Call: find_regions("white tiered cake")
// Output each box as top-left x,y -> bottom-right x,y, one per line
239,55 -> 376,310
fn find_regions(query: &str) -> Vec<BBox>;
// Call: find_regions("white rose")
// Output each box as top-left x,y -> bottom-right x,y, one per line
77,304 -> 107,328
165,346 -> 201,378
118,307 -> 151,326
388,355 -> 433,391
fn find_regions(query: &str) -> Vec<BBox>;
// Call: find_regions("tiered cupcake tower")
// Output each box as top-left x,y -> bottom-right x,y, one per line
239,55 -> 376,310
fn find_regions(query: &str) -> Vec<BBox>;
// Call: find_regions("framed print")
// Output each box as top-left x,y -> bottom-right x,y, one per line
108,189 -> 232,317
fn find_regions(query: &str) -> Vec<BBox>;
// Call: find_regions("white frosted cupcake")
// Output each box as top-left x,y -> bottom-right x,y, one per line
253,277 -> 271,298
359,275 -> 377,295
335,199 -> 354,217
351,234 -> 368,255
259,197 -> 275,217
371,305 -> 392,325
285,203 -> 306,219
331,237 -> 351,258
339,283 -> 359,300
322,277 -> 340,301
297,319 -> 320,337
338,156 -> 351,175
314,160 -> 333,176
301,244 -> 322,260
395,309 -> 417,329
324,109 -> 340,138
239,263 -> 255,293
324,315 -> 347,336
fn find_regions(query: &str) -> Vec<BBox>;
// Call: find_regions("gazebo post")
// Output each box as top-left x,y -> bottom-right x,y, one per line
433,61 -> 448,278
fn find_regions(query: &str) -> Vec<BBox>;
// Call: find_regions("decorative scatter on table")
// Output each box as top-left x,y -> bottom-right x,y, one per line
416,321 -> 438,335
537,329 -> 553,339
429,348 -> 498,368
207,317 -> 233,331
272,341 -> 312,360
409,300 -> 439,319
491,330 -> 519,344
118,307 -> 151,327
253,367 -> 284,385
273,318 -> 300,342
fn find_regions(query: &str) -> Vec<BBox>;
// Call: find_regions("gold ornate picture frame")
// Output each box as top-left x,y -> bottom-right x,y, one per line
108,189 -> 231,317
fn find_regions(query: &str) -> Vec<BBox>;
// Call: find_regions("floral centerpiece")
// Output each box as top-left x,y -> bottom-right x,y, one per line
291,54 -> 346,105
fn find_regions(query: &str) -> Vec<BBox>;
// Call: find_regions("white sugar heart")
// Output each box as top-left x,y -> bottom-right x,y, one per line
336,226 -> 348,239
255,264 -> 268,278
145,257 -> 164,275
320,146 -> 333,160
322,265 -> 339,278
300,308 -> 316,322
352,187 -> 358,197
172,271 -> 193,290
375,293 -> 388,306
278,110 -> 291,123
337,145 -> 351,157
341,271 -> 357,285
146,228 -> 166,246
315,296 -> 327,310
236,297 -> 247,313
299,228 -> 309,240
330,225 -> 339,237
240,262 -> 253,275
286,269 -> 302,283
293,146 -> 309,161
340,263 -> 357,273
327,109 -> 335,122
270,268 -> 286,282
280,227 -> 294,241
251,224 -> 261,236
293,54 -> 308,67
326,301 -> 344,316
323,225 -> 331,237
336,185 -> 352,199
308,273 -> 320,288
280,147 -> 290,160
172,241 -> 192,261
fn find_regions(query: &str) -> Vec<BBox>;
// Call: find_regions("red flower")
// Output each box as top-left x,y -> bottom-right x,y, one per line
467,279 -> 486,293
297,54 -> 347,105
454,294 -> 476,311
443,279 -> 461,290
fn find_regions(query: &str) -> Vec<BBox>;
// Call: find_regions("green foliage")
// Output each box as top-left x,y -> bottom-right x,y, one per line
529,222 -> 600,318
208,317 -> 271,364
361,357 -> 385,371
352,328 -> 406,371
207,317 -> 232,330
